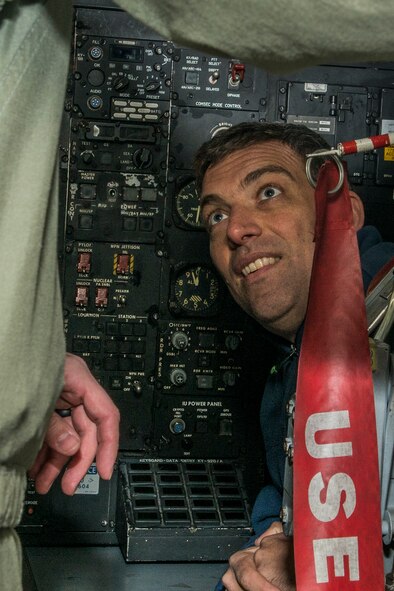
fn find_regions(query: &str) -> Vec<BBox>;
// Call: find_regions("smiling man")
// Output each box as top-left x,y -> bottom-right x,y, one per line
195,122 -> 394,591
198,123 -> 364,343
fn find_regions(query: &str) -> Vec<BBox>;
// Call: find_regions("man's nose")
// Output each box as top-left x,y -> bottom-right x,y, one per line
226,207 -> 262,246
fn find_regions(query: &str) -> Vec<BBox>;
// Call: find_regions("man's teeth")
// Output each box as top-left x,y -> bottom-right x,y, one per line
242,257 -> 279,276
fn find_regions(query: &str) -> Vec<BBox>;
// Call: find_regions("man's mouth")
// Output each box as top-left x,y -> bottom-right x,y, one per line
241,257 -> 280,277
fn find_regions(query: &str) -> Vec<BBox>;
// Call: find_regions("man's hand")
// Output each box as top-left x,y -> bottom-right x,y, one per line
28,353 -> 120,495
221,522 -> 295,591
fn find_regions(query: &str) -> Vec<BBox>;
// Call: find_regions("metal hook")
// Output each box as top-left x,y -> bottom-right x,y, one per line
305,149 -> 345,194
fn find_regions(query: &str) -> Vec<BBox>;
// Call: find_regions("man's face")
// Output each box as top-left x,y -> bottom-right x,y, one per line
200,141 -> 316,342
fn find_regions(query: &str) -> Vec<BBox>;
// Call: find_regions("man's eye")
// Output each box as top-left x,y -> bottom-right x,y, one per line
259,186 -> 282,201
208,211 -> 228,226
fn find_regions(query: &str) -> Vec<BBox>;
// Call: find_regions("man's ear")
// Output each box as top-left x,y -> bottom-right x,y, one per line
349,191 -> 365,230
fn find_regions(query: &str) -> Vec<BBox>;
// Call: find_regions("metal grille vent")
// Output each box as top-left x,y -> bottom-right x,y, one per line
120,460 -> 250,527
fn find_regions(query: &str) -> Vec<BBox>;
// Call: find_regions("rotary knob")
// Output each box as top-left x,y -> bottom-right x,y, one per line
133,148 -> 153,169
171,331 -> 189,350
169,368 -> 187,386
112,75 -> 130,92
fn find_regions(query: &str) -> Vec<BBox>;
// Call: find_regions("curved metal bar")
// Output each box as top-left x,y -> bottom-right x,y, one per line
305,149 -> 345,194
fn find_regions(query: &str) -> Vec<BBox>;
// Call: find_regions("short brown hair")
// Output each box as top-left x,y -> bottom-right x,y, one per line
194,122 -> 331,195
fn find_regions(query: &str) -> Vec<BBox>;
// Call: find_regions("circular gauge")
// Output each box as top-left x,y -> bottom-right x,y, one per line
174,266 -> 220,313
175,180 -> 203,229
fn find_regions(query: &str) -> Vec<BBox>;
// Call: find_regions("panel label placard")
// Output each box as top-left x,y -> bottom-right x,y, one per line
287,114 -> 336,136
75,463 -> 99,495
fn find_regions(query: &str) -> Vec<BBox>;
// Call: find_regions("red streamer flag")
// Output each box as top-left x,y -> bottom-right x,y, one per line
293,161 -> 384,590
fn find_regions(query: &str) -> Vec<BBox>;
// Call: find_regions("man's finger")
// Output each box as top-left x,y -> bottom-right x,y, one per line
94,409 -> 119,480
59,404 -> 97,495
223,564 -> 279,591
30,448 -> 70,494
254,521 -> 283,545
226,548 -> 284,591
28,443 -> 50,480
59,390 -> 119,480
61,354 -> 120,479
221,567 -> 244,591
44,411 -> 80,455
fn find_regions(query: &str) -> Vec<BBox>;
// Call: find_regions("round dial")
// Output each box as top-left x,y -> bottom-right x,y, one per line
175,181 -> 203,229
174,266 -> 219,313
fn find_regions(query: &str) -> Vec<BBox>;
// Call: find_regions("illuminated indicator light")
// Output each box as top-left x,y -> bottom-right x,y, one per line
27,507 -> 34,515
75,286 -> 89,307
77,252 -> 91,273
95,287 -> 109,308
